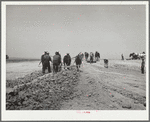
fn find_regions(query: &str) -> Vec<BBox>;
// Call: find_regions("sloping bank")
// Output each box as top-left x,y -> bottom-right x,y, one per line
6,67 -> 80,110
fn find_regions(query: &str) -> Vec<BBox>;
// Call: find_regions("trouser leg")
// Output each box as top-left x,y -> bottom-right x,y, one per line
76,65 -> 78,71
64,63 -> 65,69
48,63 -> 51,73
42,64 -> 46,73
42,67 -> 45,73
54,64 -> 58,72
57,65 -> 59,72
141,67 -> 144,74
58,64 -> 59,71
67,63 -> 70,69
53,64 -> 55,73
76,64 -> 79,71
59,65 -> 61,71
53,64 -> 58,73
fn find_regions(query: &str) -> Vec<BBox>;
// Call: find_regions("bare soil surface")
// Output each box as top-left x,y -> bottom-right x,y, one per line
6,59 -> 146,110
60,60 -> 146,110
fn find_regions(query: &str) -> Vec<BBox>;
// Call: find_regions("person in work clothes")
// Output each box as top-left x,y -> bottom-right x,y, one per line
42,52 -> 52,74
63,53 -> 71,69
39,51 -> 46,66
121,54 -> 124,60
104,59 -> 108,68
58,52 -> 62,71
141,58 -> 145,74
53,52 -> 61,73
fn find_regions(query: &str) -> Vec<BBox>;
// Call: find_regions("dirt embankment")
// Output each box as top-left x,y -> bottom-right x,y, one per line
6,67 -> 80,110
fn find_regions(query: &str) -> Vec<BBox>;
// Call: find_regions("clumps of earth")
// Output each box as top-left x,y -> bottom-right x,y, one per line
6,68 -> 80,110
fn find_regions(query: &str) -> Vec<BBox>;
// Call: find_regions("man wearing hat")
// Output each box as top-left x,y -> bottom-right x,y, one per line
121,54 -> 124,60
42,51 -> 52,73
39,51 -> 47,66
141,58 -> 145,74
53,52 -> 61,73
66,53 -> 71,66
57,51 -> 62,71
63,53 -> 71,69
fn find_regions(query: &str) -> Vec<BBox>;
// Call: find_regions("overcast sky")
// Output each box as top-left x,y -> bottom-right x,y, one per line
6,5 -> 146,59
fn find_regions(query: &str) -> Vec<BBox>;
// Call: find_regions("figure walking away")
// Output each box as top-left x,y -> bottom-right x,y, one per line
121,54 -> 124,60
42,52 -> 52,74
39,51 -> 46,66
141,58 -> 145,74
53,52 -> 61,73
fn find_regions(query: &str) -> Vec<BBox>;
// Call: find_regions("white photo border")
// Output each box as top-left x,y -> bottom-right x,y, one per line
1,1 -> 149,121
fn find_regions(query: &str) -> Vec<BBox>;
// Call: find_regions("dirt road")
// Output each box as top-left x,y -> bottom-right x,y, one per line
61,60 -> 146,110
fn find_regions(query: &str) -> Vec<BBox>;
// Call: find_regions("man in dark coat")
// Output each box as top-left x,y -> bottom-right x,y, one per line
90,52 -> 94,63
104,59 -> 108,68
84,52 -> 89,61
39,51 -> 46,66
141,58 -> 145,74
75,54 -> 82,71
58,52 -> 62,71
53,52 -> 61,73
121,54 -> 124,60
6,55 -> 9,59
63,53 -> 71,69
42,52 -> 52,73
95,51 -> 100,61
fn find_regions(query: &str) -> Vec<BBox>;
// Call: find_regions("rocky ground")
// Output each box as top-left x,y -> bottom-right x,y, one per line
6,67 -> 80,110
6,59 -> 146,110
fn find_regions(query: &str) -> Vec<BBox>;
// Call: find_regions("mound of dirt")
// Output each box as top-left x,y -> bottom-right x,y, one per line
6,68 -> 80,110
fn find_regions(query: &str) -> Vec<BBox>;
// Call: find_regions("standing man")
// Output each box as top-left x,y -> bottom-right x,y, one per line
63,53 -> 71,69
90,52 -> 94,64
42,52 -> 52,74
74,54 -> 81,71
58,52 -> 62,71
39,51 -> 46,66
53,52 -> 61,73
121,54 -> 124,60
141,58 -> 145,74
104,59 -> 108,68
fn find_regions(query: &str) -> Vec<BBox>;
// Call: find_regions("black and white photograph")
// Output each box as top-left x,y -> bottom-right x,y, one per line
1,1 -> 149,121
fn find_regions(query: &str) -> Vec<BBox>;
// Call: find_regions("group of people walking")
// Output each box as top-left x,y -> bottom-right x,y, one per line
39,51 -> 84,73
39,51 -> 145,75
39,51 -> 62,74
